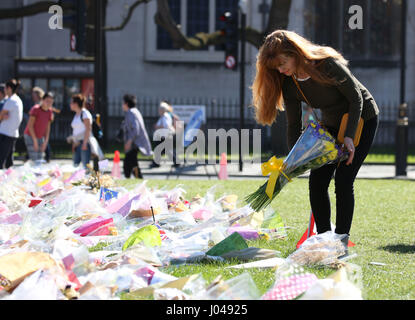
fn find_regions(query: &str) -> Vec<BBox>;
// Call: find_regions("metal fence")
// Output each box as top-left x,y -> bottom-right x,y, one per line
373,101 -> 415,147
47,97 -> 415,151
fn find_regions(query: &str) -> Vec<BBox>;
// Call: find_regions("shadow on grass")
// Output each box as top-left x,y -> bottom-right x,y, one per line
380,244 -> 415,254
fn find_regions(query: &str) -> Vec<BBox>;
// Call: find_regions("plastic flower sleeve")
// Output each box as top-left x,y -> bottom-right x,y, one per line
286,231 -> 346,266
3,269 -> 66,300
262,262 -> 318,300
201,272 -> 261,300
299,264 -> 363,300
246,121 -> 348,212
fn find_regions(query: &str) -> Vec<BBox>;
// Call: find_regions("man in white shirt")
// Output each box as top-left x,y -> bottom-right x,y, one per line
152,101 -> 178,167
0,80 -> 23,169
154,102 -> 175,134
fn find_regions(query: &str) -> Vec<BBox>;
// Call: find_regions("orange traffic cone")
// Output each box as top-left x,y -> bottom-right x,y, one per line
111,150 -> 121,179
218,152 -> 228,180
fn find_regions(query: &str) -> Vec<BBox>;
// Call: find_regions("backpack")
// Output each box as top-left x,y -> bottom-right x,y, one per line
81,110 -> 103,140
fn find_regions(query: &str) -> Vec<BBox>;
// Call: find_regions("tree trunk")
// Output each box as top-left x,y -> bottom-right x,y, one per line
271,112 -> 289,156
92,0 -> 108,149
268,0 -> 292,156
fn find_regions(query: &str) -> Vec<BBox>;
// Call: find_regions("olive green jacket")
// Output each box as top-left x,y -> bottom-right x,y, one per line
282,57 -> 379,149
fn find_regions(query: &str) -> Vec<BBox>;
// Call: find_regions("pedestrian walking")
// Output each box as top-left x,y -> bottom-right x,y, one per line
0,79 -> 23,169
152,101 -> 178,167
121,94 -> 153,178
68,94 -> 102,169
23,91 -> 54,162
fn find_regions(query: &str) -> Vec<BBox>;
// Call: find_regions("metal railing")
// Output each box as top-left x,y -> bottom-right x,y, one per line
46,97 -> 415,150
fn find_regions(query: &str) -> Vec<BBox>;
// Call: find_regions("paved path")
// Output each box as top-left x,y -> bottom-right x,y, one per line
13,159 -> 415,181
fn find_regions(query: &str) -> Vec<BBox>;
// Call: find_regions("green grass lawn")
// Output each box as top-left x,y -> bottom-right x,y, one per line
115,178 -> 415,300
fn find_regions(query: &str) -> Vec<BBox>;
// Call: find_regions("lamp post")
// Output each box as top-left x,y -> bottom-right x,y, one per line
238,0 -> 247,172
94,0 -> 102,121
395,0 -> 408,176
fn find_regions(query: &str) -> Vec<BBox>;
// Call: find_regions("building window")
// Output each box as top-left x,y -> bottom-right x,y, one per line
157,0 -> 181,50
311,0 -> 401,67
186,0 -> 210,51
64,79 -> 80,111
147,0 -> 245,62
34,78 -> 48,91
49,79 -> 64,112
18,78 -> 33,113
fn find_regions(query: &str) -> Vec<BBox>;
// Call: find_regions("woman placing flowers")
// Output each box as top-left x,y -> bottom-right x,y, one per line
251,30 -> 379,249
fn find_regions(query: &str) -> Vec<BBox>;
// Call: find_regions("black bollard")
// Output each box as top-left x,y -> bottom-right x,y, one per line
395,103 -> 408,176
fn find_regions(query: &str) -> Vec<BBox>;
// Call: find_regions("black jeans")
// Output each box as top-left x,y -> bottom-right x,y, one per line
0,134 -> 17,169
309,115 -> 379,235
123,147 -> 143,179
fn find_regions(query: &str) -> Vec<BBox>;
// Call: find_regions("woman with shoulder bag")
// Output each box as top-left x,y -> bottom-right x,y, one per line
251,30 -> 379,253
121,94 -> 153,179
69,94 -> 93,169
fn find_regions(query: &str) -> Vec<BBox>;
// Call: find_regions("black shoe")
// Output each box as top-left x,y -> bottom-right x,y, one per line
149,161 -> 160,168
337,234 -> 349,259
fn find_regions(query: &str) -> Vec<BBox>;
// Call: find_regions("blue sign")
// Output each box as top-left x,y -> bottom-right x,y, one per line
183,108 -> 205,147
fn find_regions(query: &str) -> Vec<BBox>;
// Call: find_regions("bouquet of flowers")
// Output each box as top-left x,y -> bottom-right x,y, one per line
245,121 -> 348,212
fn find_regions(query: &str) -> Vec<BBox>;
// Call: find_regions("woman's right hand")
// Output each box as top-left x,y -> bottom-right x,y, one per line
343,137 -> 355,166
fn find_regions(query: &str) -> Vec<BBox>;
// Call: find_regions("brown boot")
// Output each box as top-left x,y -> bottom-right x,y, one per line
132,166 -> 143,179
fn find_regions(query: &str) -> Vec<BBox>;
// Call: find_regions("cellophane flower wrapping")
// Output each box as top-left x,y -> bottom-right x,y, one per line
245,121 -> 348,212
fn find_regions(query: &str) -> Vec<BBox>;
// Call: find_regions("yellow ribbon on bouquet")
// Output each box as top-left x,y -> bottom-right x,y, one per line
261,156 -> 291,199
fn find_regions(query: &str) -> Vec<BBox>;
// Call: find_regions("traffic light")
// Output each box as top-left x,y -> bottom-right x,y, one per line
61,0 -> 87,55
219,11 -> 239,70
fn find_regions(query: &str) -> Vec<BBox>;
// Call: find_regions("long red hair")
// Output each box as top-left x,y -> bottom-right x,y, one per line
251,30 -> 348,126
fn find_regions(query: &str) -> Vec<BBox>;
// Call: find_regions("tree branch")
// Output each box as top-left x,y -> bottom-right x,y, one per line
245,27 -> 265,49
154,0 -> 240,50
103,0 -> 151,31
0,1 -> 73,20
155,0 -> 193,49
154,0 -> 269,50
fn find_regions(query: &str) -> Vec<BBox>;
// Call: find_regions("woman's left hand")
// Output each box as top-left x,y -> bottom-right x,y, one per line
124,140 -> 132,152
82,142 -> 88,151
343,137 -> 355,166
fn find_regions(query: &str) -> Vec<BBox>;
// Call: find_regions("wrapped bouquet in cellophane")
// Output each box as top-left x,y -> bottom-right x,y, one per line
245,121 -> 348,212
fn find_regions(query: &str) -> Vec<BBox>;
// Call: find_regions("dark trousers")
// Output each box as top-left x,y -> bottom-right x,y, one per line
123,147 -> 143,179
309,115 -> 379,235
45,143 -> 51,162
0,134 -> 17,169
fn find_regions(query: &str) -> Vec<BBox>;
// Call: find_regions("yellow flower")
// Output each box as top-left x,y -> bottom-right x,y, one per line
324,142 -> 336,153
328,149 -> 338,160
